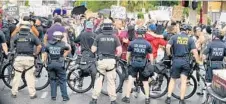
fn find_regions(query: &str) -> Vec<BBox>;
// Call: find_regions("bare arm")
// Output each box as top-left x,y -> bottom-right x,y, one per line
166,44 -> 172,56
34,44 -> 42,55
44,34 -> 48,45
126,52 -> 131,64
192,49 -> 201,64
1,43 -> 8,55
148,53 -> 154,65
91,46 -> 97,53
63,50 -> 70,57
116,46 -> 122,57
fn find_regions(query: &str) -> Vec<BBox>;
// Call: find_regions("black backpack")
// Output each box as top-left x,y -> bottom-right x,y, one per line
1,21 -> 10,45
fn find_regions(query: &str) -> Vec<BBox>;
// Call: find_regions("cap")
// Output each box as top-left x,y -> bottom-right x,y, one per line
85,21 -> 94,29
149,24 -> 156,31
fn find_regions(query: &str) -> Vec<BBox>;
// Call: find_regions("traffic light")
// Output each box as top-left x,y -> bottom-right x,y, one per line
192,1 -> 198,10
182,0 -> 189,7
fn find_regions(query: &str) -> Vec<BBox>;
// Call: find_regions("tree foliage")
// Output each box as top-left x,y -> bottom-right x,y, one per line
73,1 -> 179,12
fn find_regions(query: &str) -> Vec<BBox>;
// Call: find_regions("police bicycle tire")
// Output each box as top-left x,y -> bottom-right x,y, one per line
2,63 -> 26,90
67,67 -> 94,93
172,75 -> 197,100
34,55 -> 50,91
34,65 -> 50,91
100,69 -> 123,96
140,73 -> 169,99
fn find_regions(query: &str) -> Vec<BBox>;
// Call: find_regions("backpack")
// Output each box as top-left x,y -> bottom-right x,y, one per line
130,55 -> 147,68
2,22 -> 10,45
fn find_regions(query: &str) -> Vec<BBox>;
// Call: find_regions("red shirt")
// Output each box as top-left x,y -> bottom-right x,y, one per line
117,30 -> 129,60
145,33 -> 167,59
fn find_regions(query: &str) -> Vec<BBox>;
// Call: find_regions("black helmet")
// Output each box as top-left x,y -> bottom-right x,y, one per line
136,26 -> 147,35
206,25 -> 212,34
212,28 -> 223,39
101,19 -> 114,34
180,24 -> 191,31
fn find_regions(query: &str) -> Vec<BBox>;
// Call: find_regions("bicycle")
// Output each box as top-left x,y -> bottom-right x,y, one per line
128,60 -> 169,99
1,52 -> 49,91
67,54 -> 123,94
204,85 -> 226,104
171,60 -> 205,100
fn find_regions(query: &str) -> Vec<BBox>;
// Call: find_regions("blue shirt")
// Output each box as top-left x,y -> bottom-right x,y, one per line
168,32 -> 196,57
128,37 -> 152,57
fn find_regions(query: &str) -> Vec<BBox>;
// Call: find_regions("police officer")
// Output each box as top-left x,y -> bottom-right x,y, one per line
89,19 -> 122,104
165,24 -> 201,104
44,31 -> 70,101
121,27 -> 154,104
202,28 -> 226,83
11,21 -> 42,99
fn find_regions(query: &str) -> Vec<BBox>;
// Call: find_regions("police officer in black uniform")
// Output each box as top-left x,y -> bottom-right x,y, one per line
44,31 -> 70,101
122,27 -> 154,104
202,28 -> 226,83
165,24 -> 201,104
11,21 -> 42,99
89,19 -> 122,104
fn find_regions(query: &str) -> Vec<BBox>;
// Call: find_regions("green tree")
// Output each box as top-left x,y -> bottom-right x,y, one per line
25,0 -> 29,6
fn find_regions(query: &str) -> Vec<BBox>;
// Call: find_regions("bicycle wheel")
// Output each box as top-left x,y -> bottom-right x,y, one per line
67,68 -> 94,93
141,73 -> 169,99
101,69 -> 123,96
172,75 -> 197,99
34,66 -> 50,91
2,63 -> 26,90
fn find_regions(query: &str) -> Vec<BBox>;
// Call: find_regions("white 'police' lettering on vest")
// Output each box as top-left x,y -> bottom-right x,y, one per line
212,48 -> 224,56
49,47 -> 61,55
100,37 -> 114,42
133,44 -> 146,53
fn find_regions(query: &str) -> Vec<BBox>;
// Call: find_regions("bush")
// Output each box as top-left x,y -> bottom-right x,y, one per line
137,13 -> 144,19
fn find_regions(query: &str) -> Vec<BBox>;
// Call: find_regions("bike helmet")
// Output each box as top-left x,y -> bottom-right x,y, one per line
212,28 -> 223,39
187,25 -> 192,31
20,21 -> 31,29
53,31 -> 64,41
180,24 -> 190,31
136,26 -> 147,35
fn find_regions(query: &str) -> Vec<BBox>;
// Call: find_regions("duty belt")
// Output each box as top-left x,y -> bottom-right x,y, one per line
173,56 -> 189,59
17,53 -> 33,57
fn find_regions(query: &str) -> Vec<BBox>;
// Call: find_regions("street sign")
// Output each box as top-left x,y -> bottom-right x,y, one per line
29,0 -> 43,6
111,5 -> 126,19
220,12 -> 226,22
6,5 -> 19,18
172,6 -> 184,21
149,10 -> 170,21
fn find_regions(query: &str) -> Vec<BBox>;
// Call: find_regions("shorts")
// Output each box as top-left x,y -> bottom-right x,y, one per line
128,66 -> 149,81
170,58 -> 190,79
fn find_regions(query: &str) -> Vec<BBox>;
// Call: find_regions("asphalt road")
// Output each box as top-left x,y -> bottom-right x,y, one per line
0,77 -> 206,104
0,50 -> 207,104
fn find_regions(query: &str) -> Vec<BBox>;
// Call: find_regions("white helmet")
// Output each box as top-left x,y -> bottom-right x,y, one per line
53,31 -> 64,41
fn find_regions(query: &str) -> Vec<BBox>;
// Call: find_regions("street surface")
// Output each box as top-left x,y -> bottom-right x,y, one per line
0,78 -> 205,104
0,50 -> 206,104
